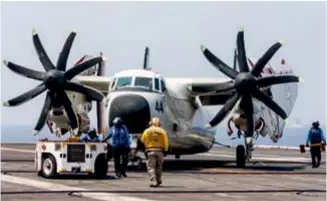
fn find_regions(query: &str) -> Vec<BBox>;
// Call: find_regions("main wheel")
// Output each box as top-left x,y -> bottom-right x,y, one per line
94,154 -> 108,178
41,155 -> 57,178
236,145 -> 246,168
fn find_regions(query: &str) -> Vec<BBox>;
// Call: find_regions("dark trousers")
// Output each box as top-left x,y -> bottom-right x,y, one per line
113,147 -> 130,175
310,146 -> 321,168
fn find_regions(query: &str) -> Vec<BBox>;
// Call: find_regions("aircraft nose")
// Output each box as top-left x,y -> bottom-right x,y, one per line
108,94 -> 151,133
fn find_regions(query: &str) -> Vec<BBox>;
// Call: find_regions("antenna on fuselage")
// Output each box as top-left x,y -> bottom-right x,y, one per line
143,46 -> 151,70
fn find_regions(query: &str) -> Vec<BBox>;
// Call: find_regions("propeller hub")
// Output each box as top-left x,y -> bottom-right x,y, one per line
45,70 -> 66,89
234,73 -> 257,94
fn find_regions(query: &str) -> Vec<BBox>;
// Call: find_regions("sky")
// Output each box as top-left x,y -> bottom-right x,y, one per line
1,1 -> 326,128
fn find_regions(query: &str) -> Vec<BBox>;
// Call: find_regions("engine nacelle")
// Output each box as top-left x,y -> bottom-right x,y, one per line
228,112 -> 267,137
48,107 -> 91,136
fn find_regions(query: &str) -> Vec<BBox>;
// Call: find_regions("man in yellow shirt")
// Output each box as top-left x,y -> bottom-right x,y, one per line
141,117 -> 168,187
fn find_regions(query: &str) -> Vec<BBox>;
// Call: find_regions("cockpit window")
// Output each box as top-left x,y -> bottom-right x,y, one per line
154,78 -> 160,91
135,77 -> 153,89
116,77 -> 132,88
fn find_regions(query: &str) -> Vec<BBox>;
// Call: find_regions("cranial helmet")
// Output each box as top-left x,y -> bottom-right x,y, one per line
113,117 -> 123,126
312,121 -> 320,128
88,128 -> 97,137
149,117 -> 161,127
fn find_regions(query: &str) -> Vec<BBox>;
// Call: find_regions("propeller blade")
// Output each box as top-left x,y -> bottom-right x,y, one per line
236,27 -> 250,73
3,83 -> 46,107
33,92 -> 52,135
191,82 -> 234,94
32,29 -> 55,71
253,89 -> 287,119
233,48 -> 237,71
251,41 -> 283,77
56,90 -> 79,131
65,56 -> 104,80
241,95 -> 254,137
207,93 -> 241,128
64,82 -> 105,101
201,45 -> 238,79
56,31 -> 76,71
257,75 -> 300,88
3,60 -> 46,81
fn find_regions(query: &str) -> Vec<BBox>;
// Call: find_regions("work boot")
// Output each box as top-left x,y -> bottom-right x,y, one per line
116,172 -> 121,178
122,173 -> 127,178
150,182 -> 157,188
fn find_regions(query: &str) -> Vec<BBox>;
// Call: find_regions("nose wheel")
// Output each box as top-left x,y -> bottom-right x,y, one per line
236,145 -> 246,168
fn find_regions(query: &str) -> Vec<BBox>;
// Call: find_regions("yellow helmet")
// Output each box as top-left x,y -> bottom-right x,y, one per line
149,117 -> 161,127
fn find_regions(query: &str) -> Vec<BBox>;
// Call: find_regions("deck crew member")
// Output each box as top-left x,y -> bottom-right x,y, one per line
80,128 -> 100,142
102,117 -> 131,178
141,117 -> 168,187
306,121 -> 326,168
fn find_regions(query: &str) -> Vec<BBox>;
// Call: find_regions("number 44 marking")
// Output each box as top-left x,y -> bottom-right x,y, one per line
155,100 -> 164,113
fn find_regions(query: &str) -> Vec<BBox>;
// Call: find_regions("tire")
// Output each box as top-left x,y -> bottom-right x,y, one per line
41,155 -> 57,178
236,145 -> 246,168
94,154 -> 108,178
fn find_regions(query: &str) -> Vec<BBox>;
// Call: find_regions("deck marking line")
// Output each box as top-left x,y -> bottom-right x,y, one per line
215,193 -> 245,198
199,153 -> 311,162
1,174 -> 156,201
1,147 -> 34,153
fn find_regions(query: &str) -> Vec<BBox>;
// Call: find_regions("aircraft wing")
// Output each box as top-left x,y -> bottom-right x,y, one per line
74,75 -> 111,96
165,77 -> 234,106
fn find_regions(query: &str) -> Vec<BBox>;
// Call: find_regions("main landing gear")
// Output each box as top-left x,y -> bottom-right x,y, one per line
236,134 -> 254,168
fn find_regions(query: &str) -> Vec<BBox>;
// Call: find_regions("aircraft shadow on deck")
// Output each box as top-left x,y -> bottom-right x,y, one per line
125,159 -> 311,172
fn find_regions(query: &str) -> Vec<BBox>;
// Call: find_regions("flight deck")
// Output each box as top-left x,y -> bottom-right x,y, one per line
1,143 -> 326,201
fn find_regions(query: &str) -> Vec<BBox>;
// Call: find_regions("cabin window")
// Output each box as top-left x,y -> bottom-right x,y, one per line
134,77 -> 153,90
160,79 -> 166,92
116,77 -> 132,88
154,78 -> 160,91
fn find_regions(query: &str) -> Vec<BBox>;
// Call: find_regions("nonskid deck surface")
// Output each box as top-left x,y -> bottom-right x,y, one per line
1,143 -> 326,201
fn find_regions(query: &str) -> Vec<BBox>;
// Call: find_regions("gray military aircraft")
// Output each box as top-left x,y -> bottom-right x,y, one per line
2,27 -> 300,167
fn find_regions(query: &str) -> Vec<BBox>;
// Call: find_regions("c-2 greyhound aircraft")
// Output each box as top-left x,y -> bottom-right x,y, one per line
2,27 -> 300,167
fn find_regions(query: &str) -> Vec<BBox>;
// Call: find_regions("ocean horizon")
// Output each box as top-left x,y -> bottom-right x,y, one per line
1,124 -> 325,147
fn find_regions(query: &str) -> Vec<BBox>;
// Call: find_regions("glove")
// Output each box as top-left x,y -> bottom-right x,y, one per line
306,144 -> 309,147
144,151 -> 148,159
163,152 -> 167,157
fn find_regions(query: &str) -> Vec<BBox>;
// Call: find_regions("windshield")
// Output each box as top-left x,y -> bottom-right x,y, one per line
116,77 -> 132,88
134,77 -> 153,89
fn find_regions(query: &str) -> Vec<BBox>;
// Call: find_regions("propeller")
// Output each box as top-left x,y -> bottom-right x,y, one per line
2,29 -> 106,135
200,27 -> 300,137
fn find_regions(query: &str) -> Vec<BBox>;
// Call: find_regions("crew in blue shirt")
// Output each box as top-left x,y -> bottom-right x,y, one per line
306,121 -> 326,168
102,117 -> 131,178
80,128 -> 100,142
